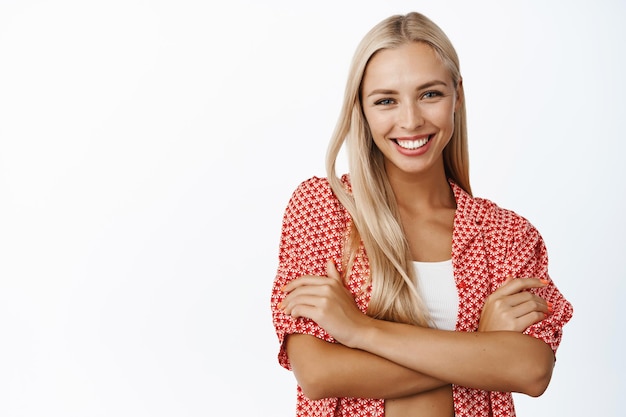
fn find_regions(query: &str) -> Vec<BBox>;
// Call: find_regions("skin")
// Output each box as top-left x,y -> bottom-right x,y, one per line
280,42 -> 554,416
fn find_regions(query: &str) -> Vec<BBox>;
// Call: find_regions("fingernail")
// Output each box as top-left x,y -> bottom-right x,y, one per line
540,279 -> 549,286
547,301 -> 554,313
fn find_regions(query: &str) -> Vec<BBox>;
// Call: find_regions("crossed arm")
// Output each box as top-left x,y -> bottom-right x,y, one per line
286,334 -> 447,400
280,261 -> 554,401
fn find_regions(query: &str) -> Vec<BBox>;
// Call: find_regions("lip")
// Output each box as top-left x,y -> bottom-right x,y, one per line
391,134 -> 434,156
395,134 -> 432,141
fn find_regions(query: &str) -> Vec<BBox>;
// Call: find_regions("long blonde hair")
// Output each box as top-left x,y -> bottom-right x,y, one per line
326,12 -> 471,327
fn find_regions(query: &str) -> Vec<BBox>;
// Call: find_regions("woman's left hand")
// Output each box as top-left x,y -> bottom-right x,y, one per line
478,276 -> 552,333
280,260 -> 371,346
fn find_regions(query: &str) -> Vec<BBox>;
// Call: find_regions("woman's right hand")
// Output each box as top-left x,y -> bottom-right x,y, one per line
478,277 -> 552,332
280,260 -> 373,348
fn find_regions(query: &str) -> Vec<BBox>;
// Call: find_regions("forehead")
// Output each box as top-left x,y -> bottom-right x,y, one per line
362,42 -> 451,89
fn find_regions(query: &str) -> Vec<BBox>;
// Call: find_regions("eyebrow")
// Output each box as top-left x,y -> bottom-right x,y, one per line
366,80 -> 449,97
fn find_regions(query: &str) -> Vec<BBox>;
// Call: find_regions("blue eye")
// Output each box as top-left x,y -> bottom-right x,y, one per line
423,91 -> 443,99
374,98 -> 395,106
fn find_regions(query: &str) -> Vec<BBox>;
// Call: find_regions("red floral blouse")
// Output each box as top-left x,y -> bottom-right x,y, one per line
271,176 -> 573,417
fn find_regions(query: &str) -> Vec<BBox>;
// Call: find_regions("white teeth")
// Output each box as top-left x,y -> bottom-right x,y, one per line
396,137 -> 429,150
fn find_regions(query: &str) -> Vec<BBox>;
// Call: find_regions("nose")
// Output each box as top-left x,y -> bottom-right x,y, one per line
399,102 -> 424,130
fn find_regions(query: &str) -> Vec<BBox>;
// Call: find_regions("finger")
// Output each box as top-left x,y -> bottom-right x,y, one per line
509,298 -> 550,319
494,275 -> 513,294
512,310 -> 549,331
500,291 -> 548,309
282,275 -> 331,293
287,303 -> 319,320
281,293 -> 324,316
282,282 -> 335,304
326,259 -> 341,281
502,275 -> 514,285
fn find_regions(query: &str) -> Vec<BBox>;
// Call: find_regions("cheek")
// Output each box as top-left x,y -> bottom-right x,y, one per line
425,105 -> 455,128
364,112 -> 392,136
364,114 -> 388,149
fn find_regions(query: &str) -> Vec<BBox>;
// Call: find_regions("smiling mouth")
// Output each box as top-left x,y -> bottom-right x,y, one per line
393,135 -> 431,150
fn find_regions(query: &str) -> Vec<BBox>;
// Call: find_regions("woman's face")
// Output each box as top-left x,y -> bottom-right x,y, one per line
361,42 -> 460,181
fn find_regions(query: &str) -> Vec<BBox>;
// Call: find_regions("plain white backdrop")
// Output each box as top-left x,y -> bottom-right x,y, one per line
0,0 -> 623,415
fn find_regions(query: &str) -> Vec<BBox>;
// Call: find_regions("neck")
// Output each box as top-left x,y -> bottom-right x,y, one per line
386,163 -> 455,213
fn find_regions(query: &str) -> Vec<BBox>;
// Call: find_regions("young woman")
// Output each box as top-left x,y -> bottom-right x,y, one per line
271,12 -> 572,417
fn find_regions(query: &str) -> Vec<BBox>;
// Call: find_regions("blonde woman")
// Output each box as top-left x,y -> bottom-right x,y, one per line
271,12 -> 572,417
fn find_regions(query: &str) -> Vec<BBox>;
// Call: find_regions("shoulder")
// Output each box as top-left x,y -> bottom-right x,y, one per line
286,175 -> 351,211
452,183 -> 550,281
452,182 -> 540,241
290,174 -> 351,194
279,176 -> 352,274
485,201 -> 539,243
282,175 -> 351,228
290,176 -> 333,199
452,182 -> 532,230
484,199 -> 535,235
287,176 -> 336,210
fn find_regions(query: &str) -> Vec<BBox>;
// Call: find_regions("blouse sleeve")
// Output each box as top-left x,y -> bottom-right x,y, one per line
270,177 -> 348,370
506,217 -> 574,354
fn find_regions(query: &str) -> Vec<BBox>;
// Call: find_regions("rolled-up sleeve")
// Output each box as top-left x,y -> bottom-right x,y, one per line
270,178 -> 348,370
508,218 -> 574,353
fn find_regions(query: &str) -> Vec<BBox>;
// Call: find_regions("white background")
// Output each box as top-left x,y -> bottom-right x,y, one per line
0,0 -> 624,415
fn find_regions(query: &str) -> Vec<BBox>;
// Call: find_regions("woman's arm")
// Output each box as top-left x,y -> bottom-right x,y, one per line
354,319 -> 554,397
281,261 -> 555,397
286,333 -> 448,401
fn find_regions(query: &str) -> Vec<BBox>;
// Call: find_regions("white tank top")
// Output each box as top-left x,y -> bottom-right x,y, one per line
413,259 -> 459,331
